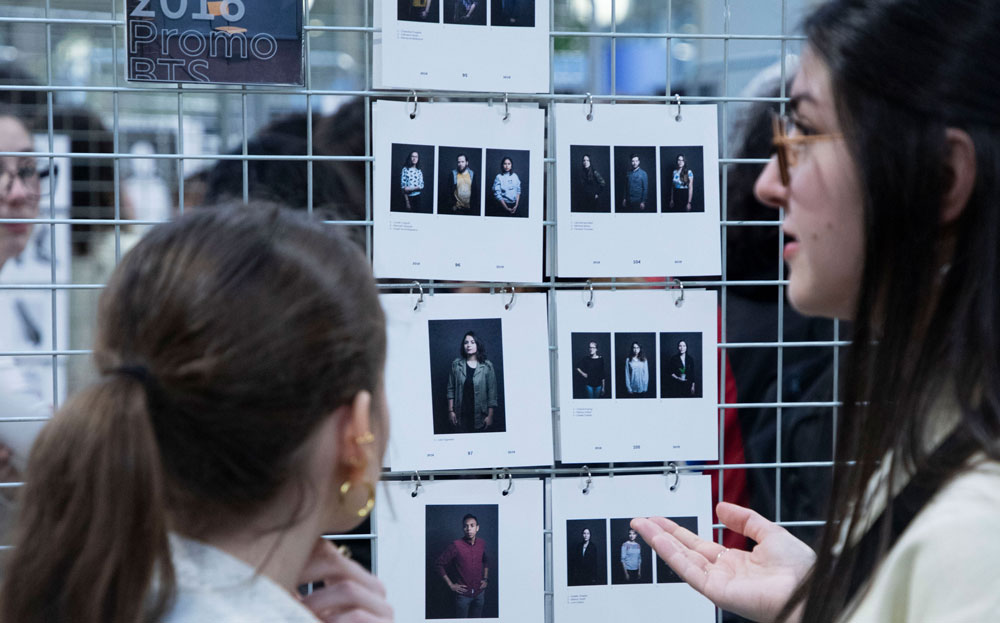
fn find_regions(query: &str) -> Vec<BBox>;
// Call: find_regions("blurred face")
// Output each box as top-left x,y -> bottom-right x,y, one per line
630,156 -> 639,170
582,155 -> 591,169
457,155 -> 468,172
582,528 -> 591,542
463,334 -> 478,357
502,158 -> 512,172
677,155 -> 685,168
631,342 -> 640,356
628,529 -> 637,541
754,49 -> 864,320
677,341 -> 687,354
588,342 -> 597,356
0,116 -> 40,266
463,517 -> 480,540
409,151 -> 419,165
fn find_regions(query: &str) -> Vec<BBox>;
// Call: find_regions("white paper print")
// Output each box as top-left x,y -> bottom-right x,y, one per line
373,100 -> 544,282
554,288 -> 718,463
552,473 -> 714,623
382,292 -> 554,471
554,103 -> 722,278
377,478 -> 544,622
374,0 -> 549,93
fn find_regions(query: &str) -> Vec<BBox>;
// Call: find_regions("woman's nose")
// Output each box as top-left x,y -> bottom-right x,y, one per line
754,156 -> 789,210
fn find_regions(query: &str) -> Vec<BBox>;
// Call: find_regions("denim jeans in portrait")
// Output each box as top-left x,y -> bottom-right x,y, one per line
585,385 -> 604,399
454,591 -> 485,618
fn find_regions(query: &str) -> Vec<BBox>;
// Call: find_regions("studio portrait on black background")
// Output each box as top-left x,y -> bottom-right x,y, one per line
569,145 -> 610,213
614,146 -> 657,213
571,332 -> 611,400
655,516 -> 698,583
428,318 -> 506,434
660,332 -> 702,398
391,143 -> 435,214
426,505 -> 500,619
444,0 -> 486,25
490,0 -> 534,26
485,148 -> 529,218
660,145 -> 705,213
615,332 -> 657,399
398,0 -> 438,23
566,518 -> 607,587
438,146 -> 482,216
610,518 -> 652,585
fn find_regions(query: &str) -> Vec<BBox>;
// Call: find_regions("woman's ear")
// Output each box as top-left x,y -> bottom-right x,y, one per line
336,390 -> 374,480
940,128 -> 976,224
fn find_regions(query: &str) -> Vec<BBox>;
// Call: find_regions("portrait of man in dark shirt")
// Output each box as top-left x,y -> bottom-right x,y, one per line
434,513 -> 490,618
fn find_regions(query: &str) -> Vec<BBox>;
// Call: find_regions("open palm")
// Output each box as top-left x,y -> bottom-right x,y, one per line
631,502 -> 815,623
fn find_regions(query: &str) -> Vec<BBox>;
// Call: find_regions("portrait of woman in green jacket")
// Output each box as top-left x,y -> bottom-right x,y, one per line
447,331 -> 498,432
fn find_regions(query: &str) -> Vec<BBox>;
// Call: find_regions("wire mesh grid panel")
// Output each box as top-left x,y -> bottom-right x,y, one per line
0,1 -> 839,621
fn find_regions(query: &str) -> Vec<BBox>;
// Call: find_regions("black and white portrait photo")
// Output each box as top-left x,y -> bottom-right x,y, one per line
397,0 -> 439,23
390,143 -> 435,214
566,518 -> 607,587
426,504 -> 500,619
655,516 -> 698,583
427,318 -> 506,435
614,146 -> 657,213
615,332 -> 657,399
490,0 -> 534,27
660,146 -> 705,213
437,146 -> 483,216
484,148 -> 529,218
660,332 -> 703,398
570,332 -> 611,400
443,0 -> 486,25
569,145 -> 611,213
609,518 -> 653,585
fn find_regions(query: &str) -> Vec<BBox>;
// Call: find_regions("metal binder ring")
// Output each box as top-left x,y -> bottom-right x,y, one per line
586,279 -> 595,308
667,462 -> 680,491
674,93 -> 682,122
500,469 -> 514,496
410,280 -> 424,311
582,465 -> 593,494
411,471 -> 423,497
671,278 -> 685,307
504,284 -> 516,310
502,92 -> 510,121
408,90 -> 418,119
585,92 -> 594,121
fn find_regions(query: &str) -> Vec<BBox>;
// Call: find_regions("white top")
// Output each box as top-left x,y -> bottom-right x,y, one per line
840,460 -> 1000,622
160,534 -> 319,623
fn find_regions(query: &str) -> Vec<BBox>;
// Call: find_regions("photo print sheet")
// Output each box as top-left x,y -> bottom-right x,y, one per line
554,288 -> 718,463
377,478 -> 545,622
382,292 -> 554,471
553,103 -> 722,278
552,473 -> 714,623
373,100 -> 544,282
374,0 -> 549,93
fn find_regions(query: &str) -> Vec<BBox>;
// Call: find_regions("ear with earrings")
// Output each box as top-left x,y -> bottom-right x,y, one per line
339,431 -> 377,518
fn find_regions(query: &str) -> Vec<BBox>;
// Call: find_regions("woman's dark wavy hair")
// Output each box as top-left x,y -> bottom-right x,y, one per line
780,1 -> 1000,621
498,156 -> 513,174
628,341 -> 646,363
674,153 -> 691,180
458,331 -> 488,363
402,150 -> 422,169
0,205 -> 386,623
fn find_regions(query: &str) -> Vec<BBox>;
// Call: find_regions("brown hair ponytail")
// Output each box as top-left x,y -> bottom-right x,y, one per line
1,374 -> 174,623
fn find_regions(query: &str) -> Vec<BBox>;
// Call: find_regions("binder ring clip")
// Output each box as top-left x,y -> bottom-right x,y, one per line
502,92 -> 510,122
674,93 -> 682,122
666,462 -> 680,491
585,93 -> 594,121
582,465 -> 593,495
411,471 -> 423,497
586,279 -> 595,308
410,280 -> 424,311
408,90 -> 418,119
670,278 -> 685,308
500,468 -> 514,496
504,284 -> 516,311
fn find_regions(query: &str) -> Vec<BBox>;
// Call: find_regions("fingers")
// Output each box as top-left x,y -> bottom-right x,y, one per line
298,540 -> 386,598
643,516 -> 725,562
302,578 -> 394,623
716,502 -> 785,544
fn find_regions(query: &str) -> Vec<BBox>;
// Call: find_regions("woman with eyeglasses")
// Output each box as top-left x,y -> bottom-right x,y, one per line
633,1 -> 1000,621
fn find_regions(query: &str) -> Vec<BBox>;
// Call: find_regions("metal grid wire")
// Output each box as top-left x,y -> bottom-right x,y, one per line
0,1 -> 840,620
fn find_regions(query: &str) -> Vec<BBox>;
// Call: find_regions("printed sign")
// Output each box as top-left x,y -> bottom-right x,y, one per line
126,0 -> 303,85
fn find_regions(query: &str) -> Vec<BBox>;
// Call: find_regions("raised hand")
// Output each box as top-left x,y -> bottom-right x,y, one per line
631,502 -> 815,623
298,540 -> 394,623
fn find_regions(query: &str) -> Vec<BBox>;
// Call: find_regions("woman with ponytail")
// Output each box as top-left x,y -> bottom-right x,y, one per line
634,0 -> 1000,621
0,205 -> 393,623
